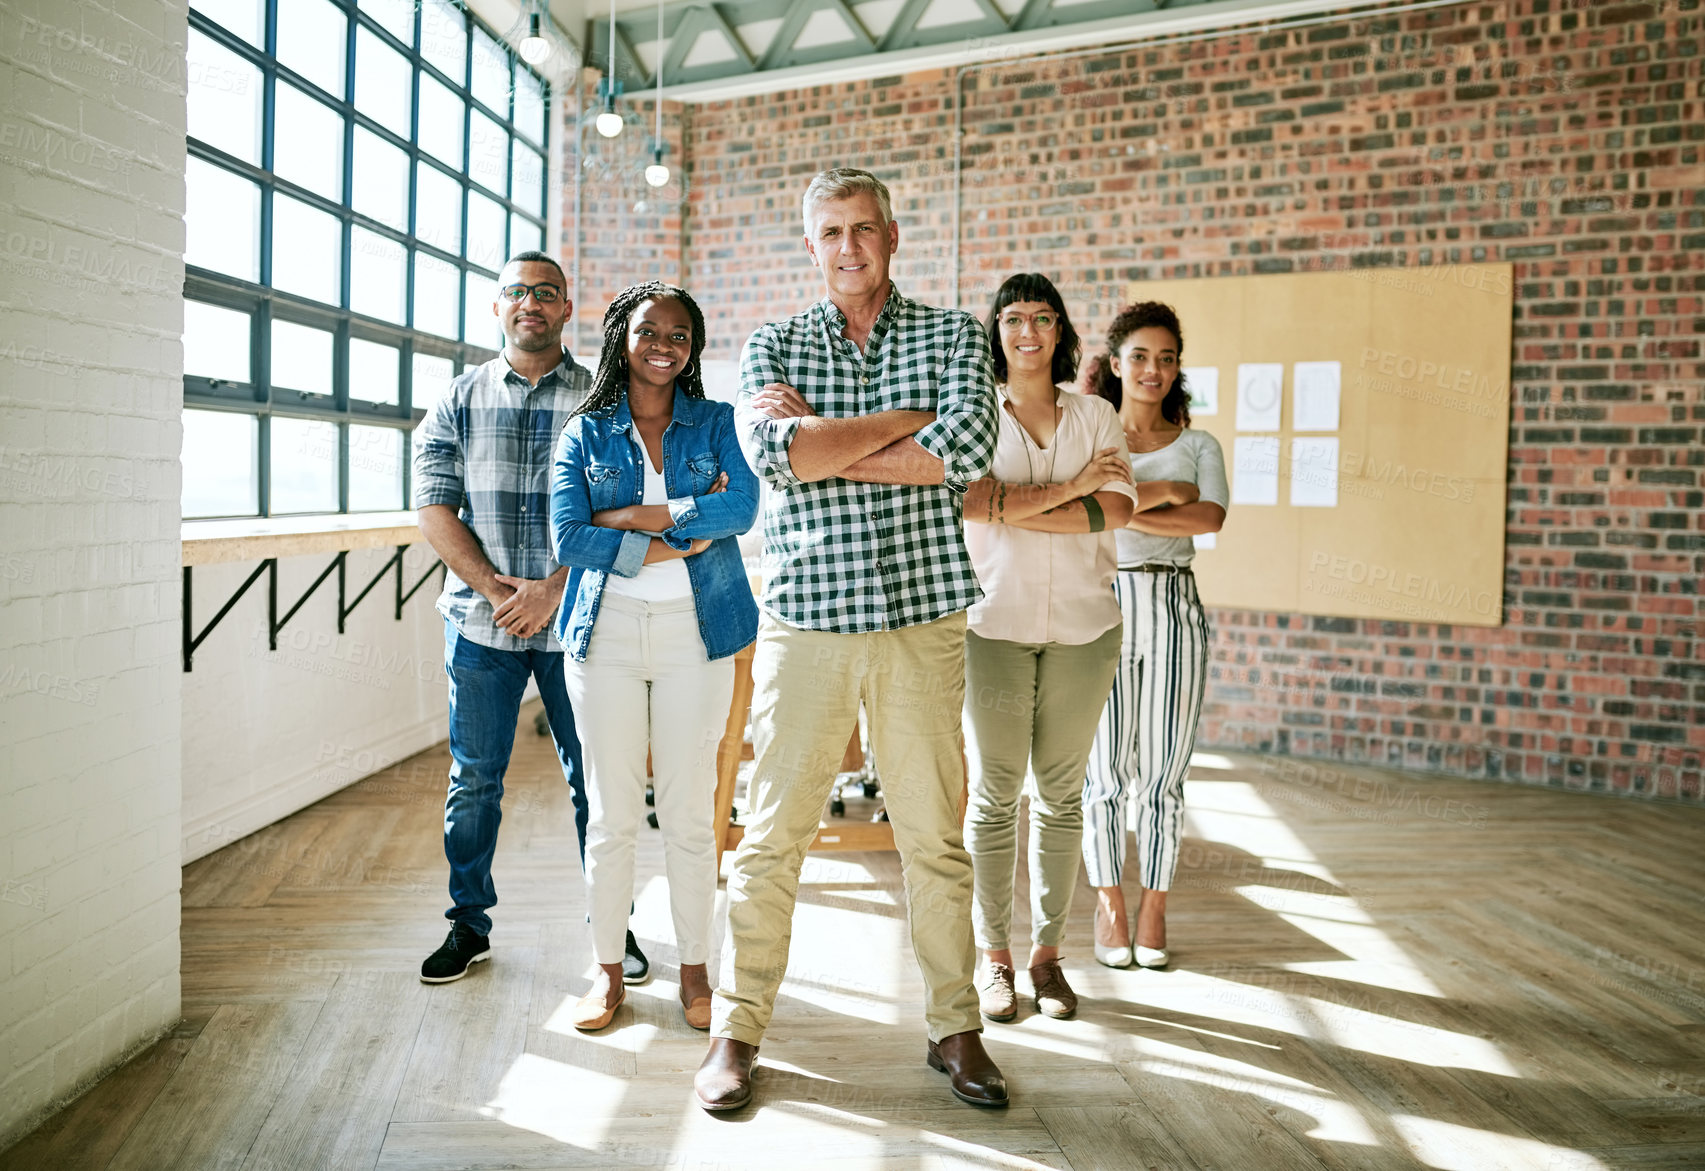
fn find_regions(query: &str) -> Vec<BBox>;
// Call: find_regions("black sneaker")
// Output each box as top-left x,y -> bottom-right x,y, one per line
622,929 -> 650,985
420,923 -> 491,983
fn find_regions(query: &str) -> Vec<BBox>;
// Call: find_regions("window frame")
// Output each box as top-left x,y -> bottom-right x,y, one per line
183,0 -> 550,518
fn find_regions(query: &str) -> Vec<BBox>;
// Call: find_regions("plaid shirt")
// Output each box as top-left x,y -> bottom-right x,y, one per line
413,350 -> 591,651
735,285 -> 998,633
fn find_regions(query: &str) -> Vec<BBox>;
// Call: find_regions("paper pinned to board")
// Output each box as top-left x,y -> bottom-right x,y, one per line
1290,436 -> 1339,507
1293,361 -> 1342,431
1184,366 -> 1219,415
1231,436 -> 1280,505
1236,363 -> 1283,431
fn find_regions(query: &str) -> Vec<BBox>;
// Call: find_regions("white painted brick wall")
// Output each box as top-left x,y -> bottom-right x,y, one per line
0,0 -> 187,1149
180,543 -> 452,863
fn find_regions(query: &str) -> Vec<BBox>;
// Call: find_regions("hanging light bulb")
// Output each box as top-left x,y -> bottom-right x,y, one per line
596,0 -> 624,137
519,13 -> 550,65
645,152 -> 670,188
642,0 -> 668,187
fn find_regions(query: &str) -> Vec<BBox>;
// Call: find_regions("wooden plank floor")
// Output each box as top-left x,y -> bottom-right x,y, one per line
6,717 -> 1705,1170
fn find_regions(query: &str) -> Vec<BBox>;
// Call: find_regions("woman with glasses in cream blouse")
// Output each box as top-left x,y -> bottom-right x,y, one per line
960,274 -> 1197,1021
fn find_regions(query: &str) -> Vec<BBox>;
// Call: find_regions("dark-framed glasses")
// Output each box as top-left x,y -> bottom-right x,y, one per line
499,282 -> 562,304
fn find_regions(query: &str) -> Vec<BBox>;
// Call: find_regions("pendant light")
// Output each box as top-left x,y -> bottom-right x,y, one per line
594,0 -> 625,137
507,1 -> 560,68
519,12 -> 549,64
643,0 -> 669,187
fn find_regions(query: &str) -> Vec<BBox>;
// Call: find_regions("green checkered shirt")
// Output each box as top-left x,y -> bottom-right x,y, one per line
734,285 -> 998,633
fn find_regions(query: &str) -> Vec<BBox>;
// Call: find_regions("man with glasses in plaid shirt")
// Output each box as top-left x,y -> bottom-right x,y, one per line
413,251 -> 646,986
695,170 -> 1006,1111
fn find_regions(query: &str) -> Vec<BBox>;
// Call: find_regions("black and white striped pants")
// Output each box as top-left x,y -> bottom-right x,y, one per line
1081,567 -> 1210,892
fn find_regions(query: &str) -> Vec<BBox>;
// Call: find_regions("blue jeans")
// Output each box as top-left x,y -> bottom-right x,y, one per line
443,619 -> 587,936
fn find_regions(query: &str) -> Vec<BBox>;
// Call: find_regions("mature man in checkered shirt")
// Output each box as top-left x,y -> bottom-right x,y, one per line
412,251 -> 646,987
695,169 -> 1006,1112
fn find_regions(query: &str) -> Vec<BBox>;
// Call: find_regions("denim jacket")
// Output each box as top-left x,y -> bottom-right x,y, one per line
550,391 -> 760,661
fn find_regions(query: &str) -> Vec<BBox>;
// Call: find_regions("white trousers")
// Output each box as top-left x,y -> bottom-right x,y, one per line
564,594 -> 735,966
1082,568 -> 1210,892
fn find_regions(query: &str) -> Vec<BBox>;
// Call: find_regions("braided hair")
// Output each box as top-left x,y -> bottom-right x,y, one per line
1084,301 -> 1191,427
573,281 -> 708,418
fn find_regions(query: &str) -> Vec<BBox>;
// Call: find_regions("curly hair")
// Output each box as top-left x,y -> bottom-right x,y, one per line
1084,301 -> 1191,427
983,272 -> 1082,386
573,282 -> 708,419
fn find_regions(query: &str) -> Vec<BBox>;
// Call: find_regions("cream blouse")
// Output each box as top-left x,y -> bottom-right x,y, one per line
965,388 -> 1137,645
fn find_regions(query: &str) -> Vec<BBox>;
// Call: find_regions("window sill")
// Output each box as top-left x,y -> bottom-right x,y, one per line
182,511 -> 423,566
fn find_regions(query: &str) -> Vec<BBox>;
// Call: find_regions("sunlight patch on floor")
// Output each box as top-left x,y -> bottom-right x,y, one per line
1391,1114 -> 1610,1170
776,900 -> 907,1022
483,1052 -> 627,1149
1183,780 -> 1339,880
1132,1038 -> 1384,1147
1189,780 -> 1444,998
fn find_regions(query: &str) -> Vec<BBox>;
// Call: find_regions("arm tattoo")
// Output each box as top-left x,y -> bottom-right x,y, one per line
1082,494 -> 1106,533
994,480 -> 1007,523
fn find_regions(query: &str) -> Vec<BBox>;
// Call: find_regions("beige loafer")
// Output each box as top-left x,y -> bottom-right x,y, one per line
571,985 -> 625,1031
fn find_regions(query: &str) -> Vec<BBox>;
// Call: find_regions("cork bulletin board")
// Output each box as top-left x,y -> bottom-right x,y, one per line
1123,264 -> 1513,626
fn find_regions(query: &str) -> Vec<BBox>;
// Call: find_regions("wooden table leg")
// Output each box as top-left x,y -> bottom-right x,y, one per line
712,643 -> 756,869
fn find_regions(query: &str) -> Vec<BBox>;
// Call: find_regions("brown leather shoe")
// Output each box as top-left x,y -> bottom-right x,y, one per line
926,1030 -> 1008,1107
1028,958 -> 1078,1019
694,1037 -> 758,1112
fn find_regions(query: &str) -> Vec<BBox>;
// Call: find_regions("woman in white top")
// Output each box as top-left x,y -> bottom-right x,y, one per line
961,275 -> 1196,1021
550,284 -> 760,1032
1081,302 -> 1228,971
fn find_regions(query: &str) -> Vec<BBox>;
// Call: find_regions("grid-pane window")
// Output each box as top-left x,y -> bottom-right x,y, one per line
412,353 -> 454,419
183,0 -> 549,518
183,302 -> 252,384
468,111 -> 506,193
277,0 -> 347,97
350,338 -> 401,406
349,425 -> 405,511
274,83 -> 345,201
355,28 -> 412,137
187,31 -> 263,163
350,227 -> 408,323
418,75 -> 464,169
185,157 -> 261,280
271,417 -> 340,513
271,320 -> 336,397
195,0 -> 263,45
271,196 -> 343,305
352,128 -> 409,230
182,410 -> 259,518
360,0 -> 414,42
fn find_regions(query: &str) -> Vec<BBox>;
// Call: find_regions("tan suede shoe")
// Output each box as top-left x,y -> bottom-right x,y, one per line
978,961 -> 1018,1022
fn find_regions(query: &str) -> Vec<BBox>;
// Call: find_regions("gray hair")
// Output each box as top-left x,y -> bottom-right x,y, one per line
802,168 -> 893,230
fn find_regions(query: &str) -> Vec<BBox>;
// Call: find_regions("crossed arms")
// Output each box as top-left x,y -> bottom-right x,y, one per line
744,382 -> 941,484
735,314 -> 997,490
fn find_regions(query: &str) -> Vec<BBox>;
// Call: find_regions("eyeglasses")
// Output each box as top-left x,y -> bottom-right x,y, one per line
499,282 -> 562,304
998,311 -> 1057,332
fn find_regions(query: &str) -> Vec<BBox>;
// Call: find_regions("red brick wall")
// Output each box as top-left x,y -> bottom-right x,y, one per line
685,71 -> 962,359
563,70 -> 689,356
586,0 -> 1704,800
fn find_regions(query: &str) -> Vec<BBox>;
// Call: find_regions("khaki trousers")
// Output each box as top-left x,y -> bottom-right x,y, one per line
963,625 -> 1120,950
712,611 -> 981,1045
